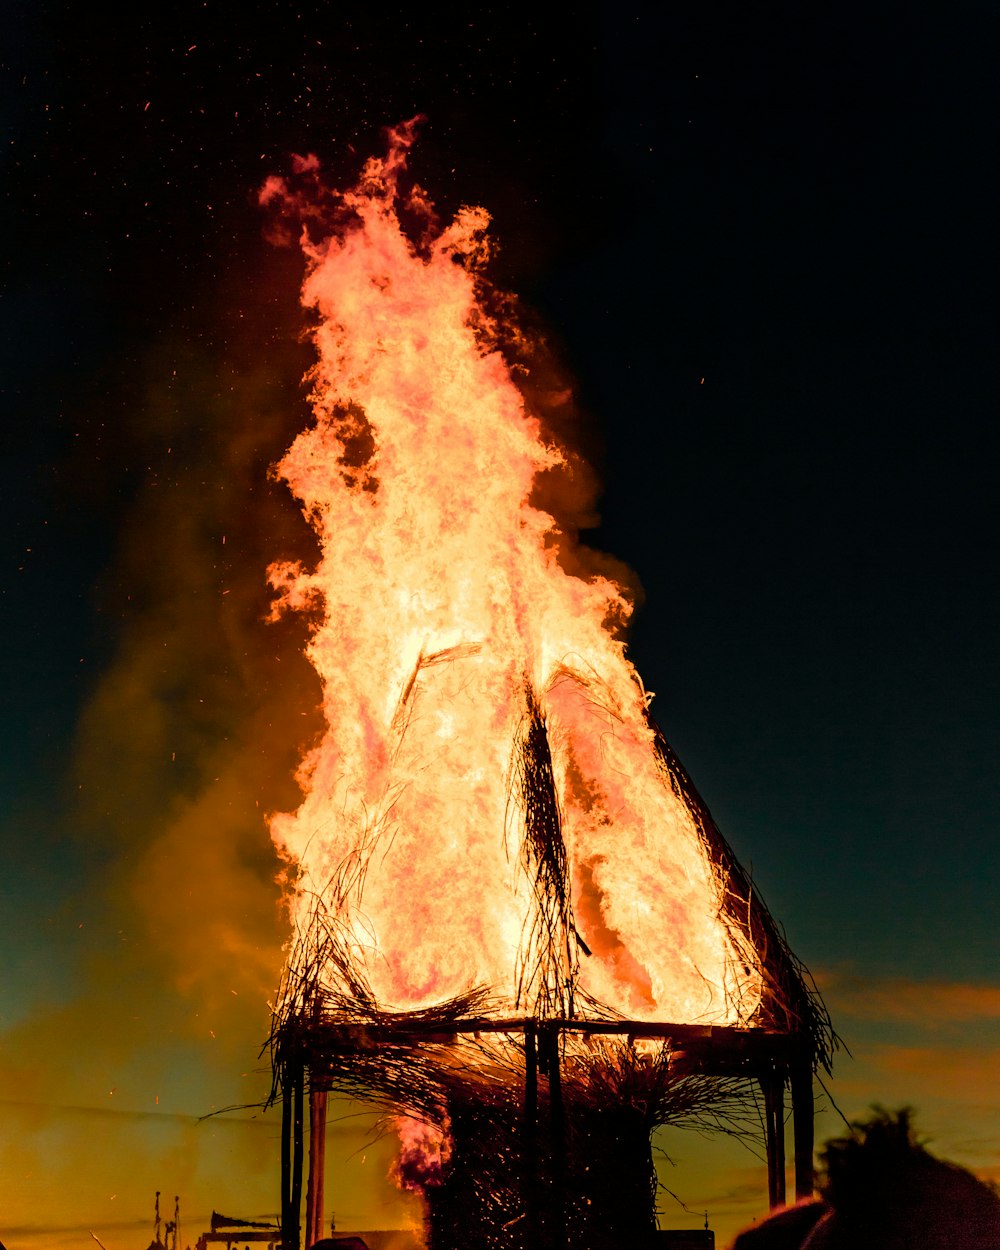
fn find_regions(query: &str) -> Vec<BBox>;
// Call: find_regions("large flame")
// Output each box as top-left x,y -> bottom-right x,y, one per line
264,121 -> 761,1026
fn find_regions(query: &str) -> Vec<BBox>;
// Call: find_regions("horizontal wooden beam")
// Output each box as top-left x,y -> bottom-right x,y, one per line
293,1015 -> 813,1080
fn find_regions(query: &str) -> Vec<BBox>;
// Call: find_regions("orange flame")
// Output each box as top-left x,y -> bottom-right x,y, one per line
266,121 -> 761,1026
391,1114 -> 452,1192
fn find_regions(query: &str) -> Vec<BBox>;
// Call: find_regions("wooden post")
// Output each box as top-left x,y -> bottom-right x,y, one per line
791,1059 -> 815,1200
280,1076 -> 293,1250
762,1071 -> 786,1209
289,1065 -> 305,1250
524,1022 -> 540,1247
306,1087 -> 328,1248
774,1074 -> 786,1207
545,1024 -> 568,1250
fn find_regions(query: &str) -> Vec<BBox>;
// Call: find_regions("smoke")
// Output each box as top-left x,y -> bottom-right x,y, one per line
66,284 -> 313,1022
0,245 -> 328,1241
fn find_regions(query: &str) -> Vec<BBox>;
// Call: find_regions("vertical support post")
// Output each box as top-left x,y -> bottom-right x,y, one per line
761,1071 -> 786,1208
523,1022 -> 540,1247
289,1064 -> 305,1250
545,1024 -> 568,1250
306,1086 -> 328,1248
773,1073 -> 786,1207
280,1076 -> 293,1250
791,1058 -> 815,1201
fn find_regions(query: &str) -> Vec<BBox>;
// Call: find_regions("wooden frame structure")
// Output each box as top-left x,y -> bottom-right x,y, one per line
276,1015 -> 816,1250
268,703 -> 833,1249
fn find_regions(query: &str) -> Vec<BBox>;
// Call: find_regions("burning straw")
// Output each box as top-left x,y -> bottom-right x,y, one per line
267,675 -> 831,1248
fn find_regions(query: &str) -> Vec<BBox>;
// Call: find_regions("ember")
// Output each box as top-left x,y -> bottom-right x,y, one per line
262,120 -> 832,1250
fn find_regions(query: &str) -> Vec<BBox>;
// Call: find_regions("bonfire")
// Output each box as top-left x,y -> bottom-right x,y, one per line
260,120 -> 833,1250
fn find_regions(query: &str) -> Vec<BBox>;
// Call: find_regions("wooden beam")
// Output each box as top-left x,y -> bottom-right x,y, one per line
306,1087 -> 328,1247
774,1075 -> 786,1207
543,1024 -> 568,1250
303,1017 -> 804,1082
762,1072 -> 786,1209
280,1078 -> 292,1250
523,1022 -> 540,1247
792,1060 -> 815,1200
305,1015 -> 796,1044
289,1066 -> 305,1250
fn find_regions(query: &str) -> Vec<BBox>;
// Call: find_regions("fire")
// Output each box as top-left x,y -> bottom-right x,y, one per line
392,1114 -> 453,1193
264,119 -> 762,1027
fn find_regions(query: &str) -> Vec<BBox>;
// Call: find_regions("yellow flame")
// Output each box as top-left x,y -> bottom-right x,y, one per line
266,123 -> 761,1026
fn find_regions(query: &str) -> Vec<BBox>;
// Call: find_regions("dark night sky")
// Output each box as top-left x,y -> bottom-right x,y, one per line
2,2 -> 999,1243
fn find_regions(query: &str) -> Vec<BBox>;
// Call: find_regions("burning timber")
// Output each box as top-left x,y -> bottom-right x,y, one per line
268,687 -> 833,1250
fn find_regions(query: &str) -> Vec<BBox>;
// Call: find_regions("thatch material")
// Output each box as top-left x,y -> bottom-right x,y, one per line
270,668 -> 831,1044
267,673 -> 833,1249
649,717 -> 834,1072
510,684 -> 579,1020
